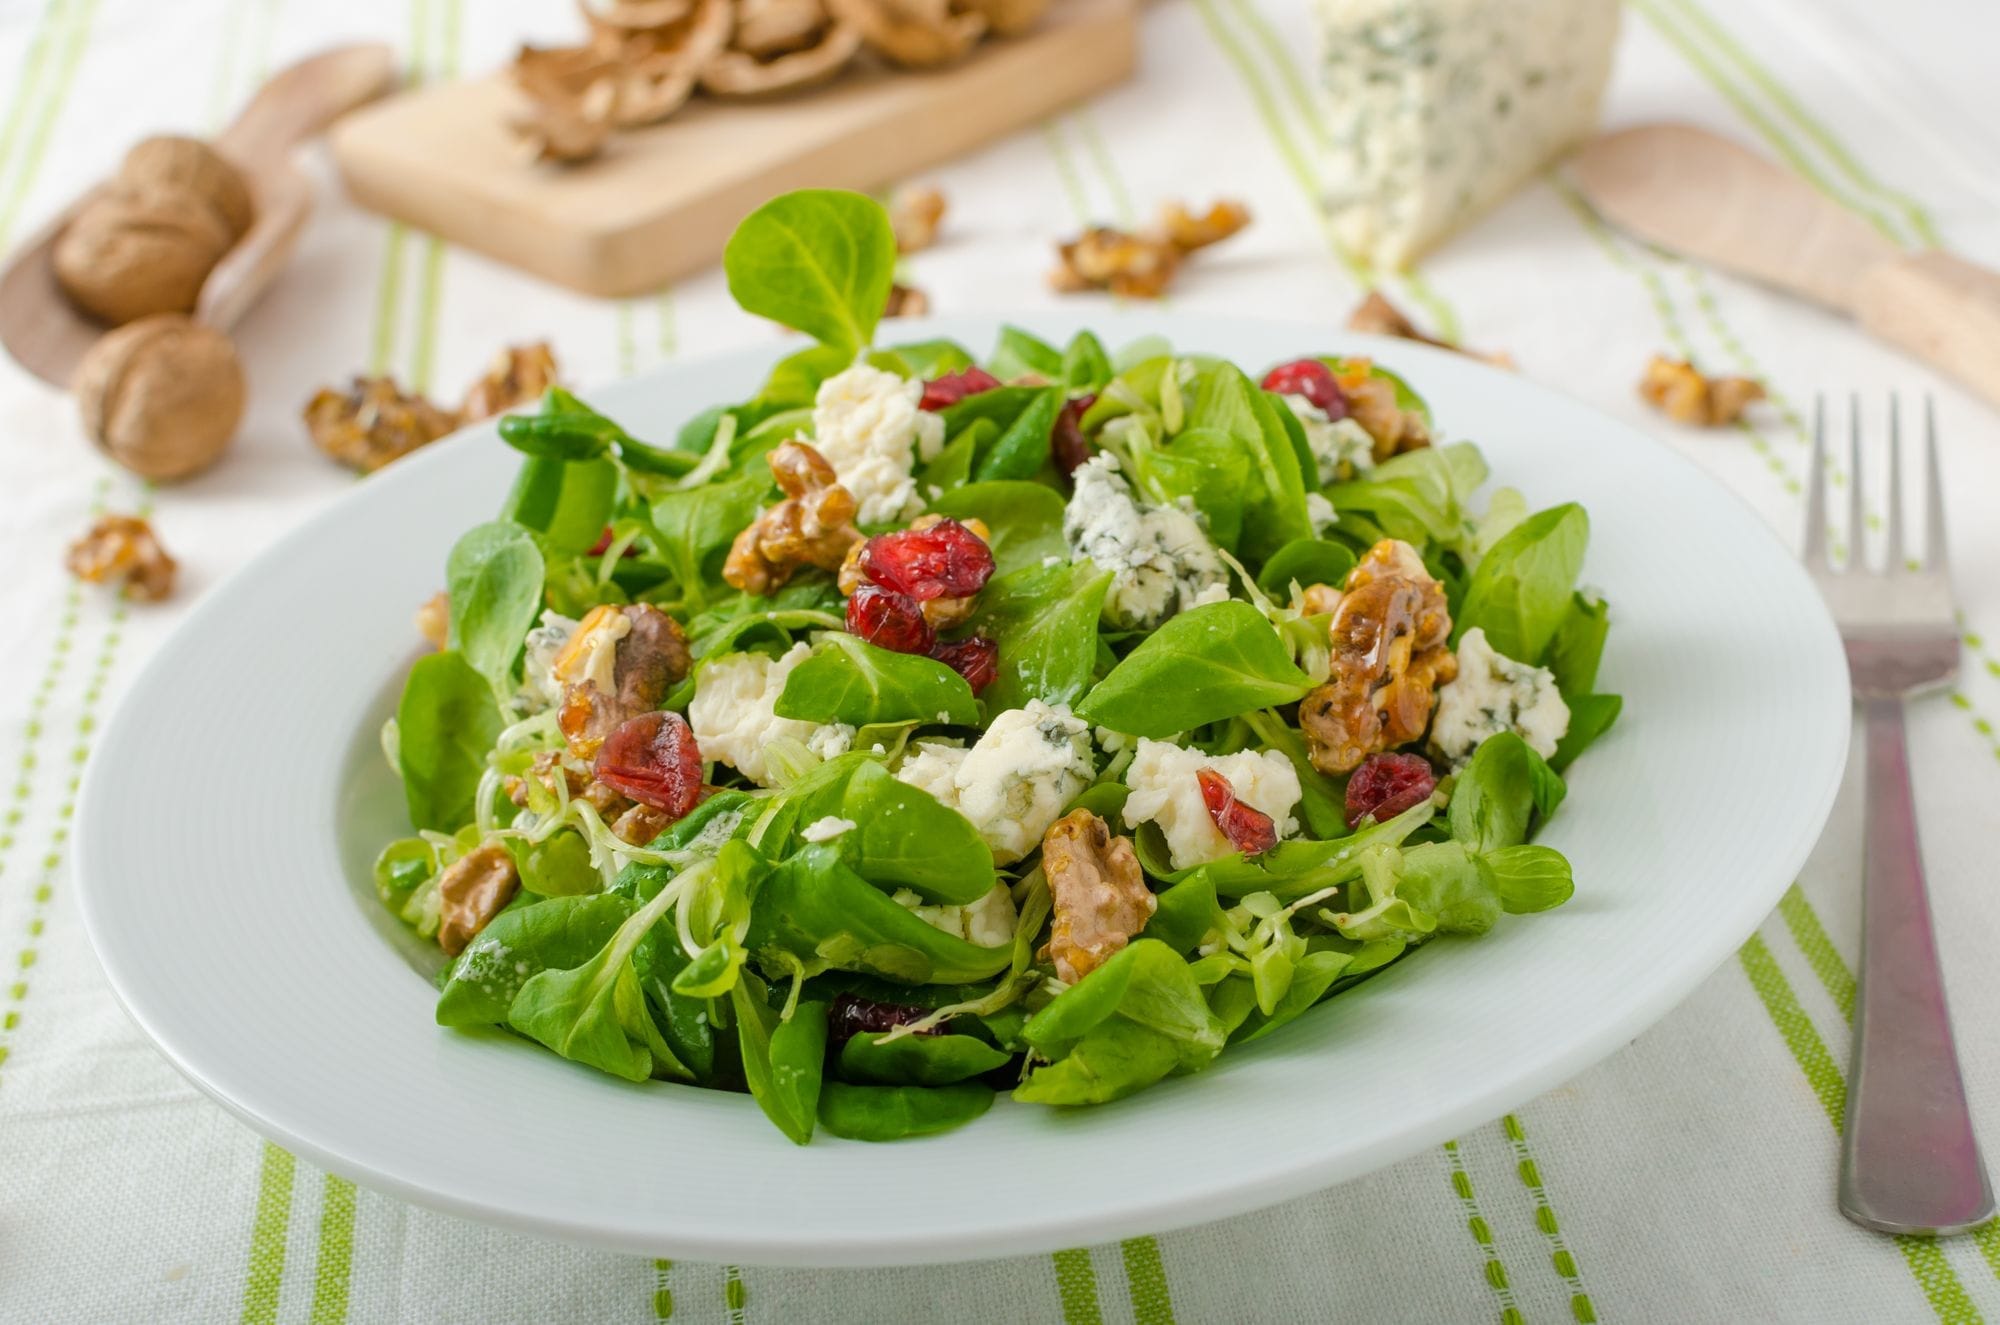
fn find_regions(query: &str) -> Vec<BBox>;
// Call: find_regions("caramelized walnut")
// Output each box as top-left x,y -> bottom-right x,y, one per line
460,342 -> 560,421
1334,358 -> 1431,461
436,843 -> 520,956
890,184 -> 946,253
553,603 -> 692,757
723,441 -> 863,595
505,749 -> 628,816
884,281 -> 930,318
304,376 -> 459,473
1157,199 -> 1250,253
1042,809 -> 1155,984
1298,539 -> 1456,774
1050,199 -> 1250,299
1345,290 -> 1512,368
416,591 -> 451,650
1638,355 -> 1765,427
65,514 -> 177,602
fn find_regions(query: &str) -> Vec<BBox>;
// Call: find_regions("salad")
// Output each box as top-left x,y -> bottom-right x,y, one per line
372,189 -> 1622,1145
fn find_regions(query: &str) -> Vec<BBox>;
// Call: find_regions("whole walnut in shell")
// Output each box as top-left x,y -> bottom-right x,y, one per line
119,136 -> 254,239
74,314 -> 245,481
54,187 -> 234,325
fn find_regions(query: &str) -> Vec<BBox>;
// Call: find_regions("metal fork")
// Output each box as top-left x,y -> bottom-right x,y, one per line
1805,395 -> 1994,1235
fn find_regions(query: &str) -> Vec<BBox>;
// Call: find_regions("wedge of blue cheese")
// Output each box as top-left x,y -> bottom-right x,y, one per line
1313,0 -> 1620,267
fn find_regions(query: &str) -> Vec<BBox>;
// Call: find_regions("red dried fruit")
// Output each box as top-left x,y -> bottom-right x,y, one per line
1052,392 -> 1096,477
929,635 -> 999,694
847,584 -> 936,654
1262,358 -> 1349,420
858,518 -> 995,601
1343,751 -> 1437,828
585,525 -> 639,558
828,993 -> 939,1047
920,366 -> 1003,412
1197,768 -> 1279,855
594,711 -> 704,817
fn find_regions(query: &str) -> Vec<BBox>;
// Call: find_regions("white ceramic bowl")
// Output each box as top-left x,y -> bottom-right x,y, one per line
75,313 -> 1848,1265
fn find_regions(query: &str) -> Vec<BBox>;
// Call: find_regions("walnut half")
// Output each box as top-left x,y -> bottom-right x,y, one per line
723,441 -> 864,595
1638,355 -> 1765,427
1042,809 -> 1155,984
65,514 -> 177,602
436,843 -> 520,956
1298,539 -> 1457,774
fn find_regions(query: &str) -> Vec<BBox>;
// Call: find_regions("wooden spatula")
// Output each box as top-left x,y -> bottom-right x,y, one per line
0,44 -> 394,389
1570,123 -> 2000,410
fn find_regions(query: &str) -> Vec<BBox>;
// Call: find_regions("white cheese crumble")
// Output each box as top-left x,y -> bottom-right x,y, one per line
517,610 -> 579,712
891,882 -> 1017,948
551,605 -> 631,696
809,362 -> 946,525
1430,627 -> 1571,764
800,815 -> 856,843
1122,738 -> 1303,870
1283,394 -> 1377,484
1313,0 -> 1620,267
688,642 -> 856,786
1306,492 -> 1338,535
893,699 -> 1096,864
1063,453 -> 1230,630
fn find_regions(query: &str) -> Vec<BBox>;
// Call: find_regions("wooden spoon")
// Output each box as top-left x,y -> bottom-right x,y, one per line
0,44 -> 395,389
1570,123 -> 2000,410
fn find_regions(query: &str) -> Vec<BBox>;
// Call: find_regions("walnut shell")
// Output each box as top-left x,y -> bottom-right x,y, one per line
119,135 -> 254,239
54,187 -> 233,325
74,314 -> 245,481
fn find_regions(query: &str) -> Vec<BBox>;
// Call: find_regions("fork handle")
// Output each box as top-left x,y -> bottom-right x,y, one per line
1840,696 -> 1995,1234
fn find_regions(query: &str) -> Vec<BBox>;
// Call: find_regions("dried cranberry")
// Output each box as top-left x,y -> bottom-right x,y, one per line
929,635 -> 999,694
1197,768 -> 1279,855
585,526 -> 640,558
594,711 -> 704,817
846,584 -> 935,654
1261,358 -> 1349,420
920,367 -> 1003,412
858,518 -> 995,601
828,993 -> 938,1048
1344,752 -> 1437,828
1052,392 -> 1096,477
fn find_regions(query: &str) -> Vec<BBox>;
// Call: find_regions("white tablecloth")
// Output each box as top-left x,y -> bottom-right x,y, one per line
4,0 -> 1999,1319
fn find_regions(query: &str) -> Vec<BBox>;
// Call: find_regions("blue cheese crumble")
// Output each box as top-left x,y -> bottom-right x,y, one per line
894,699 -> 1096,864
1063,453 -> 1229,630
810,362 -> 945,524
1430,627 -> 1571,764
1122,738 -> 1303,870
687,643 -> 854,786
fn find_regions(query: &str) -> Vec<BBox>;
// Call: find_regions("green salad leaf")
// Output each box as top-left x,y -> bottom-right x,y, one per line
395,650 -> 502,832
774,634 -> 980,727
724,190 -> 896,357
1079,601 -> 1316,736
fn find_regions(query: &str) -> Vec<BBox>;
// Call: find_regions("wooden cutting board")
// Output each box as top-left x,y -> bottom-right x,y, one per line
329,0 -> 1137,298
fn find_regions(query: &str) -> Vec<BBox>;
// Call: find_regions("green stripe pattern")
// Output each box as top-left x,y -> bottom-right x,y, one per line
1053,1247 -> 1103,1324
309,1172 -> 357,1324
240,1142 -> 298,1325
0,0 -> 104,247
1120,1236 -> 1176,1324
1501,1114 -> 1596,1322
1441,1140 -> 1522,1324
652,1259 -> 675,1319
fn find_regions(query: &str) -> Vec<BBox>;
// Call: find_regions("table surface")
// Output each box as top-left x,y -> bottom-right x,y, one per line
3,0 -> 1999,1321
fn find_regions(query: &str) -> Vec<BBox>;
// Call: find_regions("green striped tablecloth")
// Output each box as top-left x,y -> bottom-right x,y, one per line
3,0 -> 1998,1319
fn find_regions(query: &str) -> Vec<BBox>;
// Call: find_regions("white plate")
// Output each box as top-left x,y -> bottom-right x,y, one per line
76,313 -> 1849,1266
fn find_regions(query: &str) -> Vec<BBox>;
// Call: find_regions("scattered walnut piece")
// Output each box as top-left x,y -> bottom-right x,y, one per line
461,342 -> 560,421
723,441 -> 864,595
509,0 -> 736,162
1298,582 -> 1341,617
416,592 -> 451,651
958,0 -> 1049,36
611,801 -> 676,846
1042,809 -> 1155,984
555,603 -> 693,757
890,185 -> 946,253
1334,357 -> 1432,461
1346,290 -> 1512,368
1638,354 -> 1765,427
1050,199 -> 1251,299
510,72 -> 618,164
884,281 -> 929,319
1298,539 -> 1456,774
65,514 -> 177,602
304,376 -> 460,473
828,0 -> 985,67
436,843 -> 521,956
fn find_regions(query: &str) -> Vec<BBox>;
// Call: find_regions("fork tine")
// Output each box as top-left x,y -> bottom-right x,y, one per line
1924,395 -> 1949,573
1804,395 -> 1831,568
1848,393 -> 1867,571
1886,395 -> 1906,571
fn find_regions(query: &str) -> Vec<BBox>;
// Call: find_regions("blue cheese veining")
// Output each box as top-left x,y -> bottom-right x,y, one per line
1312,0 -> 1620,267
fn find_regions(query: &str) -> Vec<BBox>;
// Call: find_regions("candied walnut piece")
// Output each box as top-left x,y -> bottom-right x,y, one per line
1298,582 -> 1341,617
1197,768 -> 1278,855
436,843 -> 521,956
505,749 -> 629,817
1345,290 -> 1512,367
556,603 -> 693,757
890,184 -> 947,253
724,440 -> 865,595
304,375 -> 458,473
1158,199 -> 1251,253
594,711 -> 704,816
65,514 -> 176,602
1638,354 -> 1765,427
415,591 -> 450,650
1334,358 -> 1431,461
1298,539 -> 1457,775
460,342 -> 560,421
884,281 -> 930,318
611,801 -> 677,846
1344,751 -> 1437,828
1050,199 -> 1251,299
1043,809 -> 1155,983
